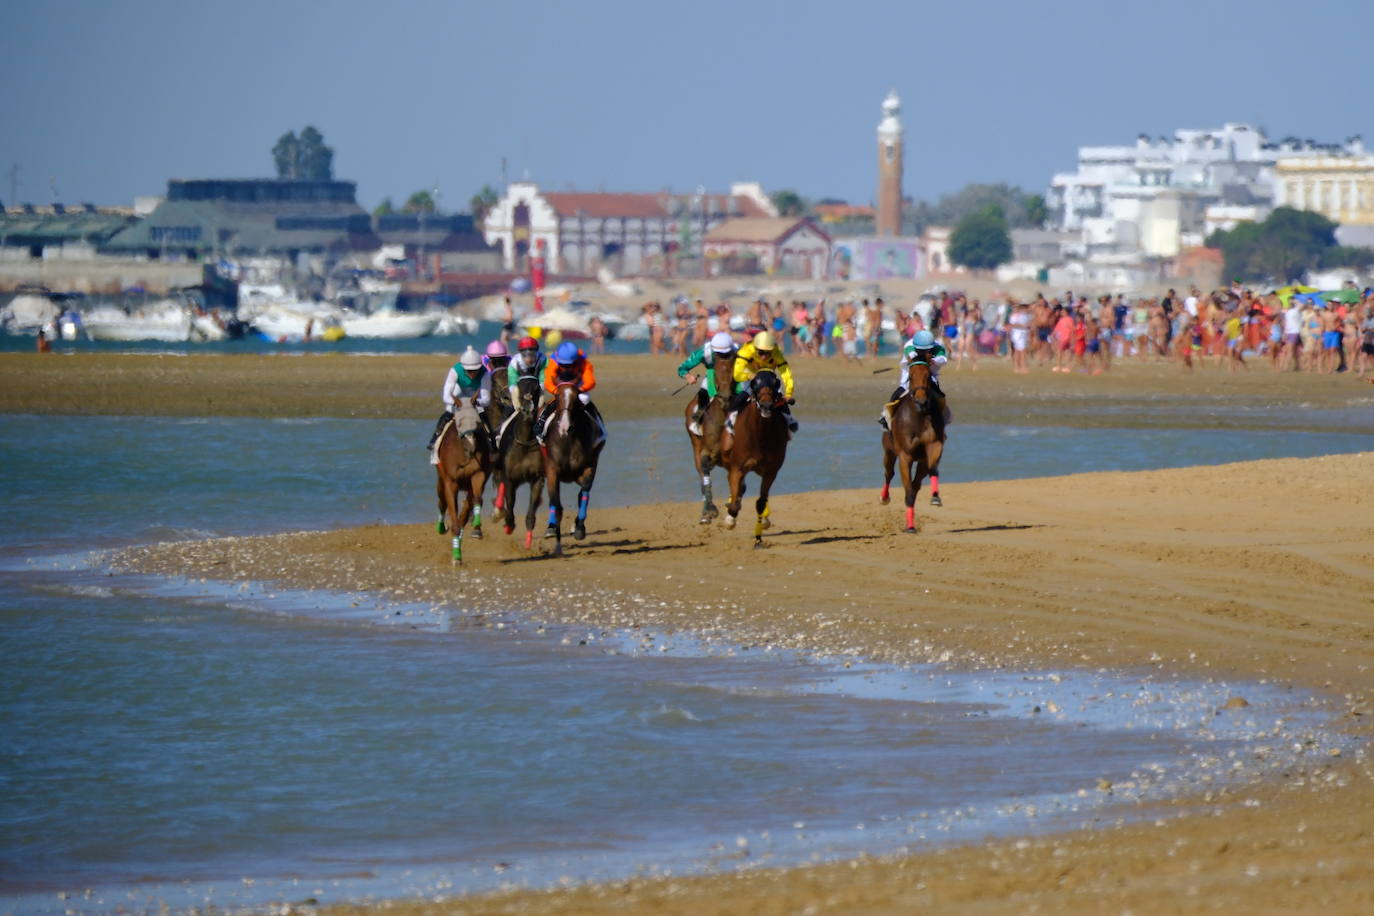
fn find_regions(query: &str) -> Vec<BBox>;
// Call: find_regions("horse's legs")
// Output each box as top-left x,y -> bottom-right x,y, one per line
524,478 -> 543,550
752,468 -> 776,548
544,464 -> 564,555
881,440 -> 896,505
897,452 -> 918,533
435,468 -> 448,533
699,451 -> 718,523
928,442 -> 944,506
469,470 -> 486,538
502,469 -> 517,535
574,487 -> 590,540
723,465 -> 746,530
446,476 -> 464,562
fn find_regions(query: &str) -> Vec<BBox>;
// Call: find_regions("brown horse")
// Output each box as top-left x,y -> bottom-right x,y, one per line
495,374 -> 545,550
720,369 -> 789,547
683,353 -> 738,523
435,403 -> 491,562
880,361 -> 945,533
541,382 -> 603,557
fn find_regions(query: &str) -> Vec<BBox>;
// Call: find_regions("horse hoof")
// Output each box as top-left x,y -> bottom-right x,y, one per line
753,537 -> 764,549
723,515 -> 736,529
880,494 -> 890,505
544,526 -> 558,539
504,524 -> 514,535
905,526 -> 917,534
573,521 -> 586,541
552,545 -> 564,558
930,495 -> 943,507
471,527 -> 483,540
436,521 -> 447,534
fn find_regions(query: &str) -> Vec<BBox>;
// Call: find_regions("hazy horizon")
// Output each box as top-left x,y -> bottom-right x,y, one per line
4,0 -> 1372,212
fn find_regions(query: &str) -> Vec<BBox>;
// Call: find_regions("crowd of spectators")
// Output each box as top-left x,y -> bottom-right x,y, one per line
637,284 -> 1374,378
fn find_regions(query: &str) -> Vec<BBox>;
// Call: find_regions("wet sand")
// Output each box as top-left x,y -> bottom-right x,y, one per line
9,353 -> 1374,913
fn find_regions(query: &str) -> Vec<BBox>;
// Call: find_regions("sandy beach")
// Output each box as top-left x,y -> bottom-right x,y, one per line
8,352 -> 1374,913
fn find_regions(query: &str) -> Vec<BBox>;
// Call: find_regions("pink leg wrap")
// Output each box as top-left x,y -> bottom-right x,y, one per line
905,506 -> 915,529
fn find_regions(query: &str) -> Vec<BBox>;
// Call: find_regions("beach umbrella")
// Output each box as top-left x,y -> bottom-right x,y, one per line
1318,289 -> 1360,304
1274,285 -> 1317,306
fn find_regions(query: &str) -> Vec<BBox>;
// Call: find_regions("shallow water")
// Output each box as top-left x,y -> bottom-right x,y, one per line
0,414 -> 1365,912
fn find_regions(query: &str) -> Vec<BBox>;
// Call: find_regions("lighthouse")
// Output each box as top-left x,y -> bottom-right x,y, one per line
876,89 -> 903,236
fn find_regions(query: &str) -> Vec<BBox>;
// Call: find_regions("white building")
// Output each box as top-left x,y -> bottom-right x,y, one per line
1047,124 -> 1370,259
482,181 -> 776,274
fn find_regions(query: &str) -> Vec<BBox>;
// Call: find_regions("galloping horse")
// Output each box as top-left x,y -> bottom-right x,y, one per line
880,360 -> 945,533
541,382 -> 603,556
684,353 -> 738,523
720,369 -> 789,547
434,403 -> 491,561
495,375 -> 546,550
484,365 -> 513,503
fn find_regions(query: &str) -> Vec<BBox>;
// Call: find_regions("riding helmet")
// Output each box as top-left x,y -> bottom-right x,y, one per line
459,346 -> 483,370
710,331 -> 735,353
517,335 -> 540,351
485,340 -> 508,358
911,329 -> 936,349
753,331 -> 776,351
554,341 -> 581,365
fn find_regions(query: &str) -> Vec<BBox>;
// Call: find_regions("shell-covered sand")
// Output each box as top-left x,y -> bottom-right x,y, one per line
8,352 -> 1374,913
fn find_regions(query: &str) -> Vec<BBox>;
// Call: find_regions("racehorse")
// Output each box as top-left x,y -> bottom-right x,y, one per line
434,403 -> 491,562
880,360 -> 945,533
720,369 -> 789,547
541,382 -> 603,556
684,352 -> 738,523
495,375 -> 546,550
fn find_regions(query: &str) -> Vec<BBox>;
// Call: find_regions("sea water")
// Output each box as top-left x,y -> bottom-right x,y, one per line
1,415 -> 1368,912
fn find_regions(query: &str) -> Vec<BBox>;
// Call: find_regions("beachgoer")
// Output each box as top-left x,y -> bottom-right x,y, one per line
677,330 -> 738,435
728,331 -> 797,434
536,340 -> 606,447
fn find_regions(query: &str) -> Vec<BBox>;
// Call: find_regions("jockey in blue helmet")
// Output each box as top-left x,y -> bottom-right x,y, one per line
536,340 -> 607,446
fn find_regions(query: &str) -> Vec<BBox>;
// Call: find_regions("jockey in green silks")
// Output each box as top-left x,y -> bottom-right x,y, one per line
879,329 -> 950,430
676,331 -> 738,435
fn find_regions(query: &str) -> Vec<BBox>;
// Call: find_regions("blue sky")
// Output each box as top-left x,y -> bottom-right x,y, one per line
3,0 -> 1371,211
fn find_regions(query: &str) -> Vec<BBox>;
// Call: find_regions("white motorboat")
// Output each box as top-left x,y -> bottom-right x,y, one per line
82,301 -> 193,342
2,292 -> 62,335
434,313 -> 480,336
249,304 -> 343,340
340,310 -> 440,339
523,306 -> 591,339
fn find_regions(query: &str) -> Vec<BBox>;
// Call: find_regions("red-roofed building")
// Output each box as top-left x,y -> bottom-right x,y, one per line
483,181 -> 777,275
702,217 -> 832,279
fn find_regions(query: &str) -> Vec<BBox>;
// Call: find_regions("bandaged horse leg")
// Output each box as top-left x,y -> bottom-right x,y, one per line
574,488 -> 590,540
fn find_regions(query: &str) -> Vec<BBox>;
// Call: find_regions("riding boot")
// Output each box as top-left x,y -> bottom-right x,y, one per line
585,401 -> 608,447
782,403 -> 798,434
725,390 -> 749,433
688,390 -> 708,435
534,403 -> 554,444
426,410 -> 453,451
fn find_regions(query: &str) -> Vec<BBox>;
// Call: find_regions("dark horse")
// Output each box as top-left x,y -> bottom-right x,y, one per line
683,353 -> 738,523
720,369 -> 789,547
495,375 -> 546,550
434,404 -> 491,562
484,364 -> 513,504
881,360 -> 945,533
541,382 -> 603,556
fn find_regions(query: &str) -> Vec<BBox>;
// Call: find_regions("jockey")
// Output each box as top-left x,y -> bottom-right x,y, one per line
536,340 -> 607,447
728,330 -> 797,434
879,329 -> 950,430
677,330 -> 737,435
497,335 -> 547,443
481,339 -> 511,373
427,345 -> 493,451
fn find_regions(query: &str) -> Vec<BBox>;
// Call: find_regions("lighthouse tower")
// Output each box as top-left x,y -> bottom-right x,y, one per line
876,89 -> 904,236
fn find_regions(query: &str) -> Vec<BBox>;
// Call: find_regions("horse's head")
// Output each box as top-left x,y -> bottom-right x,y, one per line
905,360 -> 932,412
516,375 -> 541,416
554,381 -> 580,412
750,369 -> 781,417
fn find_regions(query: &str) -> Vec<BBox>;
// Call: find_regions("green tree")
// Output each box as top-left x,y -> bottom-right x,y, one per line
297,126 -> 334,180
403,189 -> 437,214
770,189 -> 807,217
271,126 -> 334,180
469,184 -> 500,224
1206,206 -> 1351,283
907,183 -> 1043,234
949,204 -> 1013,270
272,131 -> 301,179
1024,193 -> 1049,229
373,197 -> 396,217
